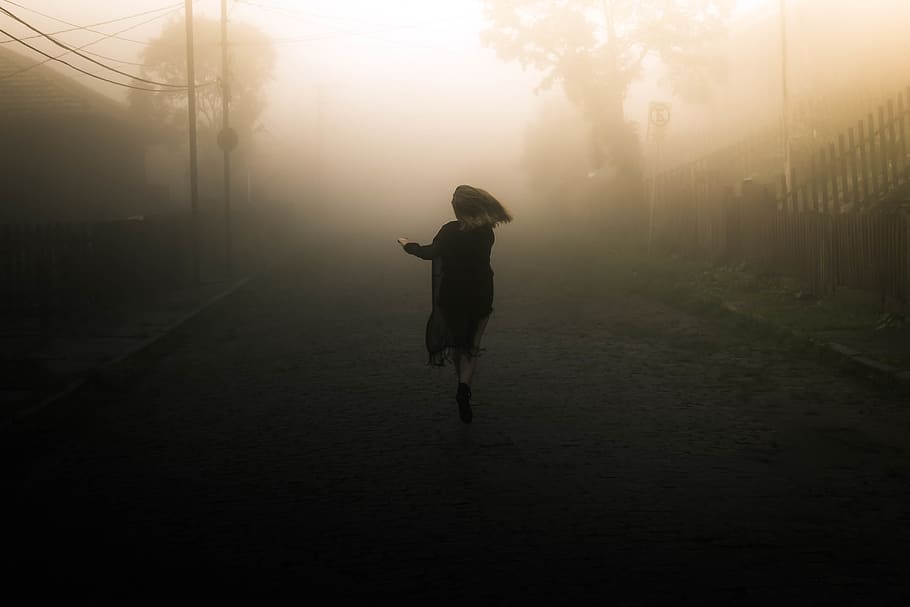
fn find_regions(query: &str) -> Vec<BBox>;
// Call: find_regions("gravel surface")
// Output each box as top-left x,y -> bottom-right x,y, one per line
6,239 -> 910,603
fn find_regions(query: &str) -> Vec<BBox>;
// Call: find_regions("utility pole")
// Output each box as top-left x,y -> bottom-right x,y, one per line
646,102 -> 670,257
780,0 -> 791,199
317,84 -> 325,187
185,0 -> 200,285
218,0 -> 237,279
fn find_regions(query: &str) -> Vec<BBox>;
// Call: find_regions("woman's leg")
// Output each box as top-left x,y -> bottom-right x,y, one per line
458,352 -> 473,385
452,347 -> 464,379
458,314 -> 490,386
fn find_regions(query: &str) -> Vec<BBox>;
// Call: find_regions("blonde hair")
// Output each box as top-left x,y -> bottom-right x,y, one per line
452,185 -> 513,230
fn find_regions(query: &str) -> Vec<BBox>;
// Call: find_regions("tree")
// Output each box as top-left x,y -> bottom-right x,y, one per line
521,98 -> 590,206
481,0 -> 732,174
129,15 -> 276,143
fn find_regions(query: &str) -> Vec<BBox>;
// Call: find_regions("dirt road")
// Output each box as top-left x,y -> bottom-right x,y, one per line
7,238 -> 910,603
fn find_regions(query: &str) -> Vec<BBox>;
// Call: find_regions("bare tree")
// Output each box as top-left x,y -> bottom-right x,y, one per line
129,15 -> 275,141
481,0 -> 732,173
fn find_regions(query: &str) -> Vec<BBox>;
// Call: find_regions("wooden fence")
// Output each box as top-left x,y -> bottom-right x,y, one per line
0,204 -> 297,317
0,216 -> 191,315
785,84 -> 910,213
653,83 -> 910,310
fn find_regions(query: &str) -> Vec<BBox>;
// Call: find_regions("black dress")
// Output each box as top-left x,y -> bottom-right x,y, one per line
405,221 -> 494,365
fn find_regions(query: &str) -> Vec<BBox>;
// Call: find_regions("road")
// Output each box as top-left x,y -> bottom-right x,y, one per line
6,236 -> 910,603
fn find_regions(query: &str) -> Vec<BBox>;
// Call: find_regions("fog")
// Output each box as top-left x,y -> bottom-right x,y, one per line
227,0 -> 553,244
8,3 -> 910,596
5,0 -> 910,256
2,1 -> 548,237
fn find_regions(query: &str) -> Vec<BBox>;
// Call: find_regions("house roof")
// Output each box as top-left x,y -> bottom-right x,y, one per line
0,43 -> 131,121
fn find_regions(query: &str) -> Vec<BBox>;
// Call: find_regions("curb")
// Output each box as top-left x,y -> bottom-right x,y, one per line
720,301 -> 910,388
3,276 -> 254,432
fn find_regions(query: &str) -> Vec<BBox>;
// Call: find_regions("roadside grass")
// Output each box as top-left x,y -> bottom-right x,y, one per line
577,243 -> 909,386
513,231 -> 908,381
600,248 -> 889,337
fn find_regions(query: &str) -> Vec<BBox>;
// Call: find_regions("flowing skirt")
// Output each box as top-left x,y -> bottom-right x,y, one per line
425,258 -> 493,366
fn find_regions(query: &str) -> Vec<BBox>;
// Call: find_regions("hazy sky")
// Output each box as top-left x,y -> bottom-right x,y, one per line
2,0 -> 776,116
0,0 -> 780,222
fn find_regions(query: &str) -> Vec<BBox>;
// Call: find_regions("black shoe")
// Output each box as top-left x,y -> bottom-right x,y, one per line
456,382 -> 472,424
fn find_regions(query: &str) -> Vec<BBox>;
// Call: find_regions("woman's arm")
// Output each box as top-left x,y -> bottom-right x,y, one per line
403,241 -> 439,260
399,223 -> 450,260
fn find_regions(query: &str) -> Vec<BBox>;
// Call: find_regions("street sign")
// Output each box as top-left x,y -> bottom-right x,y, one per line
649,102 -> 671,128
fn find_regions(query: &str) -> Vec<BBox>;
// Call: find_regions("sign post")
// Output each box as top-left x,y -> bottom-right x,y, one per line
185,0 -> 200,285
646,101 -> 671,256
780,0 -> 791,203
220,0 -> 235,279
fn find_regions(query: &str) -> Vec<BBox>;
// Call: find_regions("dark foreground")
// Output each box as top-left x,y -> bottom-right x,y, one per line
5,239 -> 910,603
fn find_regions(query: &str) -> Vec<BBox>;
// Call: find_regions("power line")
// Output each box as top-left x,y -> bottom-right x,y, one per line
0,5 -> 185,87
0,0 -> 182,29
236,0 -> 402,27
0,25 -> 192,92
79,48 -> 148,68
234,0 -> 475,45
1,26 -> 157,47
231,26 -> 461,46
0,6 -> 183,81
0,1 -> 182,46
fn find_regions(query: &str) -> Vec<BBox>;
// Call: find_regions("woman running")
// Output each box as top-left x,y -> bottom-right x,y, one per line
398,185 -> 512,424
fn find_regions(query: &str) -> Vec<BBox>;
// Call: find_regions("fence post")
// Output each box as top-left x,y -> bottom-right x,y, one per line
868,112 -> 880,200
858,119 -> 870,205
830,213 -> 838,294
724,185 -> 740,263
780,172 -> 789,212
809,152 -> 820,211
819,147 -> 830,212
898,92 -> 908,178
888,98 -> 898,186
827,142 -> 838,212
875,214 -> 885,307
879,105 -> 890,195
848,127 -> 860,208
838,134 -> 849,209
0,226 -> 8,308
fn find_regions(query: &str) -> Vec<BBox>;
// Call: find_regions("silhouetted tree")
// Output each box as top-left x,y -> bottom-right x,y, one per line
481,0 -> 731,175
128,15 -> 276,209
129,15 -> 275,142
521,99 -> 589,204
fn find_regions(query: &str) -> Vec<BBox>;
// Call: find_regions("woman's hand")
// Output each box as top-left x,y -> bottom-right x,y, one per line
399,238 -> 421,256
